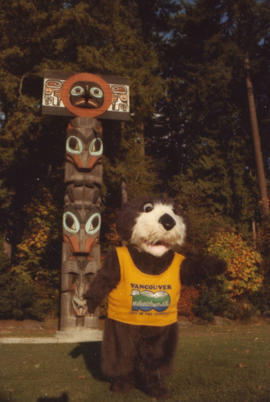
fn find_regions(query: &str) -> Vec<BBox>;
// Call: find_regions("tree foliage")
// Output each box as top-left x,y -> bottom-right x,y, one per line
149,0 -> 269,226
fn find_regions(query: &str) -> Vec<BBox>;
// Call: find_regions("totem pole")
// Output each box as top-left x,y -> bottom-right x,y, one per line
42,70 -> 129,335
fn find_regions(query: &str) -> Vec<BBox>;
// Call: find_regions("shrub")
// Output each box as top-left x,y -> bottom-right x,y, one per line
178,285 -> 199,318
207,231 -> 263,299
13,188 -> 60,282
0,233 -> 57,321
0,267 -> 55,321
193,231 -> 263,320
193,276 -> 239,321
8,188 -> 60,319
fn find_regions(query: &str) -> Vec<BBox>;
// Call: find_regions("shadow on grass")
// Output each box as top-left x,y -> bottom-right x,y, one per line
35,343 -> 104,402
69,341 -> 105,382
0,393 -> 15,402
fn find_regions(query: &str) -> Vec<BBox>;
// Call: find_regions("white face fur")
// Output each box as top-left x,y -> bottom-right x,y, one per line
130,201 -> 186,257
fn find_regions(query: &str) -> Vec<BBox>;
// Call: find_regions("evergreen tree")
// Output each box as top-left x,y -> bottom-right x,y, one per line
150,0 -> 270,227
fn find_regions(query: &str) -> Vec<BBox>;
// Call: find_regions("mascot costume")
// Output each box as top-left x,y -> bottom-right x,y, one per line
85,197 -> 226,399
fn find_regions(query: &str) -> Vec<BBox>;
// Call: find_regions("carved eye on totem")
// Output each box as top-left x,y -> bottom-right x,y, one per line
85,212 -> 101,235
63,211 -> 80,234
66,136 -> 83,154
69,81 -> 104,109
89,138 -> 103,156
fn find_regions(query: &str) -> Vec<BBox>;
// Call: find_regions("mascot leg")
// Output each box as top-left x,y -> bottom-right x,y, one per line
101,319 -> 178,398
135,323 -> 178,399
101,319 -> 136,392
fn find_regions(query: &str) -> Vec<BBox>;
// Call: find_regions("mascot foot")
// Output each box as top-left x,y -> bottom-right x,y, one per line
111,377 -> 134,393
145,383 -> 172,400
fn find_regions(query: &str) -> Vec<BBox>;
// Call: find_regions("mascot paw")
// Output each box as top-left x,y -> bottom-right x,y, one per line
202,255 -> 227,276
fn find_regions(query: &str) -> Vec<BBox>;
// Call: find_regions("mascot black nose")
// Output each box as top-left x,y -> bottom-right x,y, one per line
159,213 -> 176,231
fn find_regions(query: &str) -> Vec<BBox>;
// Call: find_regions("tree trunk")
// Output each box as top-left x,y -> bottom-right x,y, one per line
245,56 -> 269,217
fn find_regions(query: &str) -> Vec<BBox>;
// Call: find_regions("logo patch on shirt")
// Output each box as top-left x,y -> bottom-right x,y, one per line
131,290 -> 171,312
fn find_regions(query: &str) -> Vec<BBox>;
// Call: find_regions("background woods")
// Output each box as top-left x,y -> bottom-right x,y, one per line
0,0 -> 269,320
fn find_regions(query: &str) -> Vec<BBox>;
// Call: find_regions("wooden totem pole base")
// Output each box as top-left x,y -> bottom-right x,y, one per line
56,325 -> 103,343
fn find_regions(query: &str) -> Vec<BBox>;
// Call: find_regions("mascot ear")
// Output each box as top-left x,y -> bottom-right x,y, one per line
116,210 -> 130,241
116,197 -> 149,242
116,200 -> 137,241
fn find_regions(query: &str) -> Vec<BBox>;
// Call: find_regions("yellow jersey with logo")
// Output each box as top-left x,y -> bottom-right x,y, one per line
107,247 -> 185,327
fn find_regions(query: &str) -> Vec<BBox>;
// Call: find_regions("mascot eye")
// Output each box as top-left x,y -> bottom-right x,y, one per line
143,203 -> 154,213
89,138 -> 103,156
90,87 -> 103,98
63,212 -> 80,234
70,86 -> 85,96
85,213 -> 101,235
66,136 -> 83,154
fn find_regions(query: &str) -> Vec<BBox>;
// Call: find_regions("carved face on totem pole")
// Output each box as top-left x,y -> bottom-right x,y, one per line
64,118 -> 103,188
69,81 -> 104,109
62,207 -> 101,317
63,207 -> 101,255
62,260 -> 96,317
42,71 -> 130,120
61,73 -> 112,118
66,127 -> 103,170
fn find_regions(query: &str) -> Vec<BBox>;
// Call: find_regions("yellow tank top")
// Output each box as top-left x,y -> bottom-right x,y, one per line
107,247 -> 185,326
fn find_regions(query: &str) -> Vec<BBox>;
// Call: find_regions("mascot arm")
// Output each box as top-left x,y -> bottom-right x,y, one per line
180,255 -> 226,286
84,248 -> 121,313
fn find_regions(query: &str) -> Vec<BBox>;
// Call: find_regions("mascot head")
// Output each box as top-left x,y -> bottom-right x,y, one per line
117,197 -> 186,257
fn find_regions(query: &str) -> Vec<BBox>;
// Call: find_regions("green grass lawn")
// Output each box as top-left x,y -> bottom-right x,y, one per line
0,322 -> 270,402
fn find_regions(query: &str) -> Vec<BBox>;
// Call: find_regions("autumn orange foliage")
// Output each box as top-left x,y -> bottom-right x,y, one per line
207,231 -> 263,300
178,285 -> 200,318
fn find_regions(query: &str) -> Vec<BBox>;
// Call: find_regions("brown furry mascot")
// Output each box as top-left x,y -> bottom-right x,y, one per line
84,197 -> 226,399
